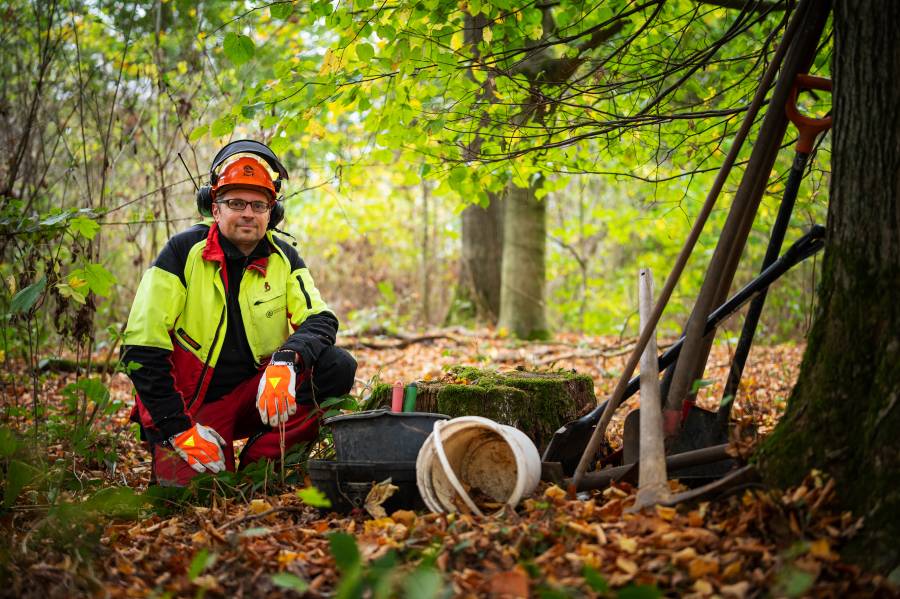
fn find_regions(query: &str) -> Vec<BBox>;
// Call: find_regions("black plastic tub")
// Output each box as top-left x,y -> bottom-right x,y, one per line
325,409 -> 449,462
308,460 -> 424,513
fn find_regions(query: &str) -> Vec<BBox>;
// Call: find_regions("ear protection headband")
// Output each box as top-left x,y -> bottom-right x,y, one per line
196,139 -> 290,230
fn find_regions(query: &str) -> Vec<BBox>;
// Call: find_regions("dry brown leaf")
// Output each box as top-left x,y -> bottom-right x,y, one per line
688,556 -> 719,578
721,581 -> 751,598
485,565 -> 529,598
364,478 -> 399,519
248,499 -> 272,515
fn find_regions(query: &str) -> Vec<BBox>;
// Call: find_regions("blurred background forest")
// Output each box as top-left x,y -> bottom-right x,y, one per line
0,0 -> 830,366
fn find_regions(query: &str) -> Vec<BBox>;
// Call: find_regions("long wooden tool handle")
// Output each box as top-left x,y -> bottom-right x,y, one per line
634,269 -> 669,509
571,0 -> 811,491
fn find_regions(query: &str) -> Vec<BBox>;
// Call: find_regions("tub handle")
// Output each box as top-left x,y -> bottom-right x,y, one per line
432,420 -> 484,516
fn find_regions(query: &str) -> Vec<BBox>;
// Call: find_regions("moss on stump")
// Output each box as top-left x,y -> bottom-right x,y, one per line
370,366 -> 596,452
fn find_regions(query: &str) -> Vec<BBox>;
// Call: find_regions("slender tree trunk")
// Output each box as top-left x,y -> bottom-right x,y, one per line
421,179 -> 431,325
756,0 -> 900,571
458,195 -> 504,323
498,182 -> 549,339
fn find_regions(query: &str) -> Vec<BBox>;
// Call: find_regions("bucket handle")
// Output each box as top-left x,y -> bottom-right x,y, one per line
431,420 -> 484,516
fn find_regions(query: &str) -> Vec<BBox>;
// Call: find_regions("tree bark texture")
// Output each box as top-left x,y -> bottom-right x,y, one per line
756,0 -> 900,571
459,195 -> 504,323
499,182 -> 549,340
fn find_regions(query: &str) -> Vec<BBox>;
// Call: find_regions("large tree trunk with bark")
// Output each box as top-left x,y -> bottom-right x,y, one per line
756,0 -> 900,571
458,196 -> 504,323
498,182 -> 549,340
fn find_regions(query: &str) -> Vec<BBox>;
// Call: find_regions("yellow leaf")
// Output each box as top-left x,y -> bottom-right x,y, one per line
809,538 -> 837,561
278,550 -> 302,566
617,535 -> 638,553
450,31 -> 464,51
616,556 -> 638,575
655,505 -> 677,521
249,499 -> 271,515
543,485 -> 566,501
693,579 -> 714,596
482,27 -> 493,43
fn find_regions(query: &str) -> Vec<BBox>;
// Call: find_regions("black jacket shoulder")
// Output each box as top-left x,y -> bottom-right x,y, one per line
272,235 -> 306,272
152,224 -> 210,286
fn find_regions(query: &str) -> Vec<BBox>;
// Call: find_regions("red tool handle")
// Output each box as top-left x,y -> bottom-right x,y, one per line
786,74 -> 832,153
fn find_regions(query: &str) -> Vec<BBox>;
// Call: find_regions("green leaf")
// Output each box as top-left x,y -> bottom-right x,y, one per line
297,485 -> 332,509
402,566 -> 443,599
270,3 -> 293,19
271,572 -> 309,592
188,124 -> 209,142
188,548 -> 217,580
223,32 -> 255,65
70,215 -> 101,240
328,532 -> 360,572
720,394 -> 735,409
356,42 -> 375,61
4,459 -> 36,508
0,427 -> 18,458
85,486 -> 145,518
617,584 -> 662,599
211,114 -> 236,137
582,565 -> 609,593
690,378 -> 714,394
83,263 -> 117,297
241,102 -> 266,119
56,282 -> 87,305
775,566 -> 815,597
9,276 -> 46,315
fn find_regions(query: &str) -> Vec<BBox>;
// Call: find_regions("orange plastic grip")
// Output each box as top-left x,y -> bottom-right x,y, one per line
785,74 -> 832,153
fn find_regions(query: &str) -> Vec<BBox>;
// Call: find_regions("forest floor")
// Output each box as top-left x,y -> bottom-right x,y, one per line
2,331 -> 896,598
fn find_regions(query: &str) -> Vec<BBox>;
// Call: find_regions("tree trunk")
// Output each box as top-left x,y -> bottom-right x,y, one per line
498,182 -> 549,340
756,0 -> 900,571
456,195 -> 504,323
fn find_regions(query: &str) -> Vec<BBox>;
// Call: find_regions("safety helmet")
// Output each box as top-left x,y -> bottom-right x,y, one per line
211,156 -> 276,201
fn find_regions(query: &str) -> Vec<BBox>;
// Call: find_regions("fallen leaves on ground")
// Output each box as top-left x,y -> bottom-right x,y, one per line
1,331 -> 895,597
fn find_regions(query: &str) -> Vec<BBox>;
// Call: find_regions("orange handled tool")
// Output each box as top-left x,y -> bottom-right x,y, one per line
786,73 -> 832,153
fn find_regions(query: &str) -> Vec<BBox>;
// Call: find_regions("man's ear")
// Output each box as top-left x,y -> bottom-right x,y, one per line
210,201 -> 220,221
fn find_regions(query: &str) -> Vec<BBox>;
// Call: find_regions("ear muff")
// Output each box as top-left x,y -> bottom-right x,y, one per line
196,184 -> 214,217
267,199 -> 285,230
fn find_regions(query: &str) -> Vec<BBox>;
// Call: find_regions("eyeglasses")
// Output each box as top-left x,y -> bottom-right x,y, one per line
215,199 -> 272,213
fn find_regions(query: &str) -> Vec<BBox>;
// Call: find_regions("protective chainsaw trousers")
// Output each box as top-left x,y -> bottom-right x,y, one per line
151,345 -> 356,486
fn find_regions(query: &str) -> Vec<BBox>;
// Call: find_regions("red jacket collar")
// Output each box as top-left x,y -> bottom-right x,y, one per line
202,223 -> 271,276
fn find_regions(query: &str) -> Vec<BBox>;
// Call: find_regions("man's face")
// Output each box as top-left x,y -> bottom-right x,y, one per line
212,187 -> 272,254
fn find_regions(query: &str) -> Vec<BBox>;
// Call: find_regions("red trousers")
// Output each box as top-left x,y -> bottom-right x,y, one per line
152,370 -> 319,486
150,345 -> 357,486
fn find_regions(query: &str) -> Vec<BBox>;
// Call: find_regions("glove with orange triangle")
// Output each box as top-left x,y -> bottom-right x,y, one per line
169,423 -> 227,473
256,350 -> 299,426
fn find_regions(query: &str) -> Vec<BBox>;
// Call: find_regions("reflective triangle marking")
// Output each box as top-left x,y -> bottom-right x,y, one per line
183,435 -> 195,447
270,377 -> 282,389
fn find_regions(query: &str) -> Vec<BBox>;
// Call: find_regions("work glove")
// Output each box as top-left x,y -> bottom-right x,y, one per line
257,350 -> 299,426
169,423 -> 227,473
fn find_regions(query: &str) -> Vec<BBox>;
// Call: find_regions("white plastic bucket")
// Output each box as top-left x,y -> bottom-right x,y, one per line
416,416 -> 541,515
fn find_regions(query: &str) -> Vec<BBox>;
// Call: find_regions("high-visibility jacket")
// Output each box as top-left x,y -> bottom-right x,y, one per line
123,223 -> 338,441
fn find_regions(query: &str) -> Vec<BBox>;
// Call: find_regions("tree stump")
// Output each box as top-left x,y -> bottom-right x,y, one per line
370,366 -> 596,452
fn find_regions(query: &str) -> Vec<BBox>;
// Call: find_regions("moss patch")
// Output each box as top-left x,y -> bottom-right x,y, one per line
370,366 -> 596,451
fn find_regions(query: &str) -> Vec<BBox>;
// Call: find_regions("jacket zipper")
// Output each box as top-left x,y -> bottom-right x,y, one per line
186,302 -> 226,412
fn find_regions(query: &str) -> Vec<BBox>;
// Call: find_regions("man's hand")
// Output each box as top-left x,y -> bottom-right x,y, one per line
170,424 -> 227,473
257,351 -> 298,426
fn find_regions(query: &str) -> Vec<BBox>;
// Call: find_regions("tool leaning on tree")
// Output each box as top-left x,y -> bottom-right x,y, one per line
549,72 -> 832,483
541,225 -> 825,474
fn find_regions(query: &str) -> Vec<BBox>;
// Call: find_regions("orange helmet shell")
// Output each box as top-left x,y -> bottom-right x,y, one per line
212,156 -> 276,200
